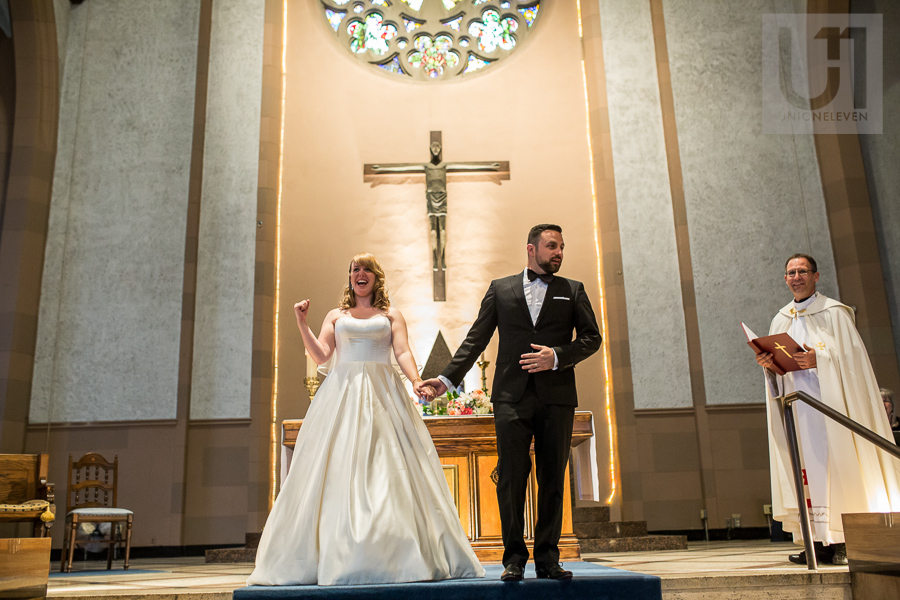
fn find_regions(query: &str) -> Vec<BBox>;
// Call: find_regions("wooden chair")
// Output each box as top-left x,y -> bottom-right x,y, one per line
60,453 -> 133,572
0,453 -> 55,537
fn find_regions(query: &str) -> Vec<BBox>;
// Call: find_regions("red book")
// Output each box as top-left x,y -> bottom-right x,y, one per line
741,322 -> 803,376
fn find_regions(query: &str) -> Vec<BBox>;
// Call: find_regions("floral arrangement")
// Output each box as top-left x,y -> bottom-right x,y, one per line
420,389 -> 492,416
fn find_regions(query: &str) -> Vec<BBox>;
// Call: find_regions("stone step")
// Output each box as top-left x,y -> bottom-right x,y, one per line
661,572 -> 849,600
572,505 -> 610,523
574,520 -> 647,539
579,534 -> 687,553
205,547 -> 256,563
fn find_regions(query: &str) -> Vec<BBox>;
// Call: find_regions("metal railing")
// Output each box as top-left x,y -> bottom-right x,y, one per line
780,390 -> 900,570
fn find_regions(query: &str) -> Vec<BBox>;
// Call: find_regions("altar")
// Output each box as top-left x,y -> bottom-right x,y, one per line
281,412 -> 594,563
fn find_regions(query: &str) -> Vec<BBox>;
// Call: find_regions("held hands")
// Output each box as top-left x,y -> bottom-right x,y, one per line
419,377 -> 448,398
412,379 -> 436,401
520,344 -> 554,373
793,344 -> 817,369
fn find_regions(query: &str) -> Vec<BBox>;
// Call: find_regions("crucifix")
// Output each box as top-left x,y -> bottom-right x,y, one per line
363,131 -> 510,301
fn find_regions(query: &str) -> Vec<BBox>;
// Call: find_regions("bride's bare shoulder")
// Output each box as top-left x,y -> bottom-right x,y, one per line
385,306 -> 405,323
323,308 -> 344,323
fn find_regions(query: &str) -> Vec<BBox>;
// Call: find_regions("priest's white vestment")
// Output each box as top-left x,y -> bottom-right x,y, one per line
764,293 -> 900,545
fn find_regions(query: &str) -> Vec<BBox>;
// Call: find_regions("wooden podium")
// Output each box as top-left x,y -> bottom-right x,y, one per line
281,411 -> 593,563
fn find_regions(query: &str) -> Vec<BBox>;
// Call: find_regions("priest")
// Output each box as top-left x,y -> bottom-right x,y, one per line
756,253 -> 900,565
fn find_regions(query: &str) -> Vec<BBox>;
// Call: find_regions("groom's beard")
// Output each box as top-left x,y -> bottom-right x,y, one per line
536,257 -> 561,274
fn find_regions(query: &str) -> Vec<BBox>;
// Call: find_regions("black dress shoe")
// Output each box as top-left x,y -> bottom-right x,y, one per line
500,564 -> 525,581
789,544 -> 835,565
536,563 -> 573,580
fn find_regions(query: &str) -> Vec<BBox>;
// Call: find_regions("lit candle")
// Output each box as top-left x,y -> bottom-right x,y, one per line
306,351 -> 317,379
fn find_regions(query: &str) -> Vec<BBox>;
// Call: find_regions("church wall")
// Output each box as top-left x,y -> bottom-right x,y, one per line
278,0 -> 612,502
31,0 -> 201,423
662,0 -> 838,410
598,0 -> 692,412
25,0 -> 204,547
189,0 -> 264,420
858,0 -> 900,383
52,0 -> 68,83
0,0 -> 59,455
597,0 -> 840,531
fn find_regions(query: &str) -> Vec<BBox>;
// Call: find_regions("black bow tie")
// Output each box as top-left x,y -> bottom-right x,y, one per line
527,269 -> 554,284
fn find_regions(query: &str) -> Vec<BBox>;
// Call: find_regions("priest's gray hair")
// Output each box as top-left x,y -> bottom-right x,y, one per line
882,388 -> 894,407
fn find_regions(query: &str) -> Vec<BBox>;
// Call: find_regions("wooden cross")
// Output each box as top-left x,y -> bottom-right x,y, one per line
363,131 -> 509,301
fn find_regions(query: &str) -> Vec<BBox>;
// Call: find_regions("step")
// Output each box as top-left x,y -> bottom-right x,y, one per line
205,546 -> 256,563
574,520 -> 647,539
660,571 -> 849,600
572,505 -> 610,523
579,534 -> 687,553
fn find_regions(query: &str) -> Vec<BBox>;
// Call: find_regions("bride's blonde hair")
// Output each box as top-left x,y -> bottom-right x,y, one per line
340,253 -> 390,310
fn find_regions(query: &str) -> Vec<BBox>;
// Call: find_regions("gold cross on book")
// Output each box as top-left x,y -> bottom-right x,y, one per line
774,342 -> 793,357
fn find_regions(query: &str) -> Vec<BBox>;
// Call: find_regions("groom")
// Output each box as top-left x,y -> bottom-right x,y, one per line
423,224 -> 601,581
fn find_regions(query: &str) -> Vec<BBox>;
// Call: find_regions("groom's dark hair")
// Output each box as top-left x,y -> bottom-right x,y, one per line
528,224 -> 562,246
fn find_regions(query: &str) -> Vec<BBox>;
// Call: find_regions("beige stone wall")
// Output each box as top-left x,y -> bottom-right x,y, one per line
276,0 -> 612,500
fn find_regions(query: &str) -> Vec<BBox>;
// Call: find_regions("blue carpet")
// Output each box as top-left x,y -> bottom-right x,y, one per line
50,569 -> 164,577
234,562 -> 661,600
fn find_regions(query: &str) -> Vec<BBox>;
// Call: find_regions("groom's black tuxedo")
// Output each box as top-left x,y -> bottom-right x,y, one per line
441,271 -> 601,567
442,273 -> 601,402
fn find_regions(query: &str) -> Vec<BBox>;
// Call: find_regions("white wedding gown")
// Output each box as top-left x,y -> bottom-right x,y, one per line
247,315 -> 484,586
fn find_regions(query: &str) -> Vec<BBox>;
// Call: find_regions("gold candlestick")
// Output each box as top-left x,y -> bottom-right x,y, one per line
476,353 -> 490,393
304,376 -> 321,399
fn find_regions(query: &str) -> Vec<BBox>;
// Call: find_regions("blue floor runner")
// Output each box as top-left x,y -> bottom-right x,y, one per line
234,562 -> 661,600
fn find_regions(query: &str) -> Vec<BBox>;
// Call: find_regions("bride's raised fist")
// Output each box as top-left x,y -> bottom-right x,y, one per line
294,300 -> 310,320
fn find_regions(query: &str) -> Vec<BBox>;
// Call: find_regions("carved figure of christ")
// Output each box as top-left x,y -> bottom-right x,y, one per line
363,131 -> 509,301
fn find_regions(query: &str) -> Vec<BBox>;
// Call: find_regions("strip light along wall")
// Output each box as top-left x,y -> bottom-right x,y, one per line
270,0 -> 289,511
576,0 -> 617,505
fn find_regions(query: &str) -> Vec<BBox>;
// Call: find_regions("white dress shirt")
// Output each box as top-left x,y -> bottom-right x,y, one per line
436,269 -> 558,392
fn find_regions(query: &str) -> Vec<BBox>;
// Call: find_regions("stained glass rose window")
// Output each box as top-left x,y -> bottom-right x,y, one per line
320,0 -> 543,81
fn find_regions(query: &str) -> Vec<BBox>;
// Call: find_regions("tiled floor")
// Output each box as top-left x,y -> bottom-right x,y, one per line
45,540 -> 850,599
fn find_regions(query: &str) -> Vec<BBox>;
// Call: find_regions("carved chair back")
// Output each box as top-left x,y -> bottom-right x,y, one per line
65,453 -> 119,514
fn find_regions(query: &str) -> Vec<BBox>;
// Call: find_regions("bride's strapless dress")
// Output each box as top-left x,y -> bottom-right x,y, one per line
247,315 -> 484,586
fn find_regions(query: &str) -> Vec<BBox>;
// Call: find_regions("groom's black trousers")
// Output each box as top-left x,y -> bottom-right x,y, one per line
493,374 -> 575,568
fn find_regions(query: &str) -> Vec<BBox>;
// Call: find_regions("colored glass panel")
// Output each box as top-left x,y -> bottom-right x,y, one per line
353,3 -> 364,14
376,54 -> 407,75
468,9 -> 517,53
347,13 -> 398,55
442,15 -> 463,31
517,3 -> 539,27
371,0 -> 389,5
463,53 -> 490,73
325,9 -> 346,32
458,37 -> 470,47
442,0 -> 459,9
403,16 -> 424,32
408,34 -> 460,78
401,0 -> 424,11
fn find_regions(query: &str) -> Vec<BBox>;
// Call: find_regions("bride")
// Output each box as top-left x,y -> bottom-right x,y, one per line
247,253 -> 485,586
